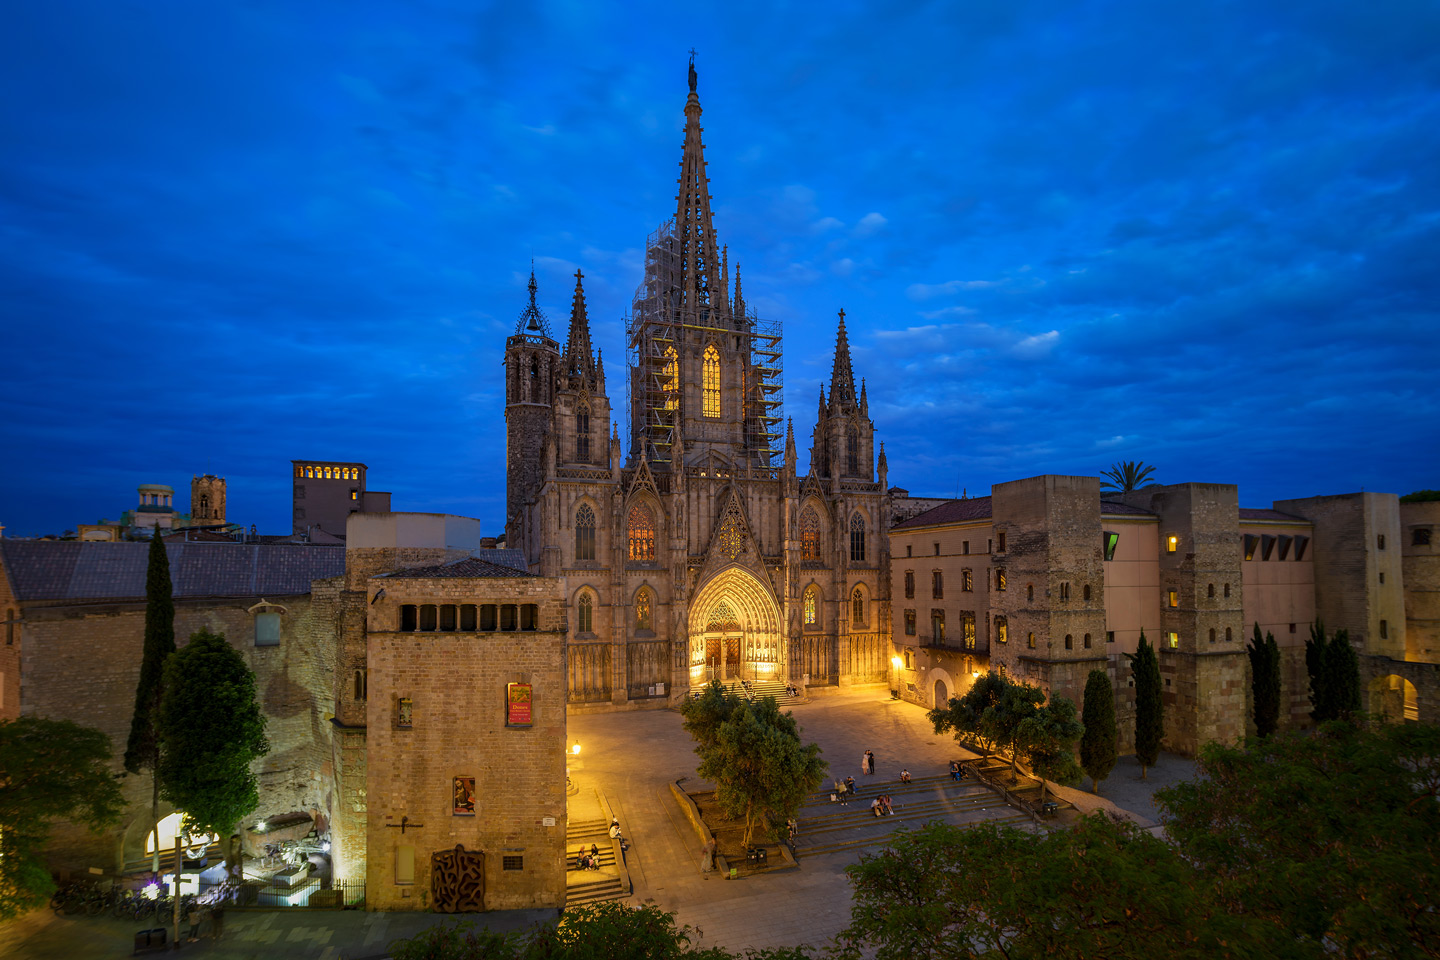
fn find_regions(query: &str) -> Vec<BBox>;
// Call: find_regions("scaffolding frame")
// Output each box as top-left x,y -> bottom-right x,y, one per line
626,219 -> 783,471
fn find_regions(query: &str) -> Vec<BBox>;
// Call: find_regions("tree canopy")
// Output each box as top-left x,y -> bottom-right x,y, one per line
1246,624 -> 1282,737
157,629 -> 270,837
0,716 -> 126,919
1127,631 -> 1163,777
1078,669 -> 1117,792
1100,460 -> 1157,493
1015,695 -> 1084,804
1306,620 -> 1362,723
1399,489 -> 1440,502
680,682 -> 826,845
930,672 -> 1045,779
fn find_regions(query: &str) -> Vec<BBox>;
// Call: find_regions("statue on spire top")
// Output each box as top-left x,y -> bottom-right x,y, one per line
688,49 -> 698,93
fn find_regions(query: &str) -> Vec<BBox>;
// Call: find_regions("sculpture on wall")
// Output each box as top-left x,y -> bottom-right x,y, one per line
431,844 -> 485,912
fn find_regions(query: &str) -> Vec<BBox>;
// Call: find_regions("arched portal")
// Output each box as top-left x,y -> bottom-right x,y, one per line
688,565 -> 784,686
934,678 -> 949,708
1369,674 -> 1419,724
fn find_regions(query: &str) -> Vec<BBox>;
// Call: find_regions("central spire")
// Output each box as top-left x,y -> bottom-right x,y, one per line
673,53 -> 723,316
829,308 -> 857,408
564,268 -> 595,383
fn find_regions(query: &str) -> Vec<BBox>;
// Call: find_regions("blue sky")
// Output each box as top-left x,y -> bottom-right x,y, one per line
2,0 -> 1437,536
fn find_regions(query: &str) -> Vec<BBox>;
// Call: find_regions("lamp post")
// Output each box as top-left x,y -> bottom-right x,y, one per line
890,656 -> 904,699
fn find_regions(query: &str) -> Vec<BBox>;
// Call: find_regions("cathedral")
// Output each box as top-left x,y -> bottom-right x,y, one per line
503,61 -> 894,706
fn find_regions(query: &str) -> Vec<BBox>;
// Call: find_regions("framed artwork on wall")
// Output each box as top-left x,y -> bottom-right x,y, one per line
453,777 -> 476,815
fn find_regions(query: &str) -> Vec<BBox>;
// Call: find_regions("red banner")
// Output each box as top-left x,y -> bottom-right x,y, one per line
507,683 -> 532,726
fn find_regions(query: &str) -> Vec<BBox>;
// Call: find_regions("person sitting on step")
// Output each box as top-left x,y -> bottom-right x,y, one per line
871,797 -> 883,817
899,768 -> 911,783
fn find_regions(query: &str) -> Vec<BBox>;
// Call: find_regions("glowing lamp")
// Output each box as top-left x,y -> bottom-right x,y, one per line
571,743 -> 581,756
890,656 -> 904,670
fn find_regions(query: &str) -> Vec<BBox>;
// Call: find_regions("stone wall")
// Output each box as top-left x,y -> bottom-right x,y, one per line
1401,501 -> 1440,662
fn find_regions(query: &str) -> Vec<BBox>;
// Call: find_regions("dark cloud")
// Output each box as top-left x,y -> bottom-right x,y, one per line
0,0 -> 1436,536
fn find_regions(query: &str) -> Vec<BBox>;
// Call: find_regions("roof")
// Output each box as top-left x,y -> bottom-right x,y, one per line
0,540 -> 344,603
378,551 -> 531,580
892,496 -> 993,530
1100,500 -> 1156,516
1239,507 -> 1310,523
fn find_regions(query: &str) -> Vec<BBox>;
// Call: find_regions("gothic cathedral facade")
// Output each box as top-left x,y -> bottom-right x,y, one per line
504,67 -> 894,706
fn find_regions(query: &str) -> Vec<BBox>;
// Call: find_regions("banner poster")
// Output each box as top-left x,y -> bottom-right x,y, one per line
507,682 -> 533,726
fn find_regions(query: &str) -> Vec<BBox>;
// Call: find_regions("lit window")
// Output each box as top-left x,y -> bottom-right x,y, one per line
800,508 -> 820,561
662,346 -> 679,412
996,569 -> 1007,592
1103,531 -> 1119,561
851,587 -> 865,627
1168,631 -> 1179,648
962,569 -> 973,592
1168,590 -> 1178,608
635,589 -> 653,632
803,585 -> 819,627
991,616 -> 1004,646
576,504 -> 596,560
1167,535 -> 1178,553
577,593 -> 593,634
850,514 -> 866,562
1028,631 -> 1036,649
627,504 -> 656,561
702,345 -> 720,418
350,491 -> 358,501
962,612 -> 976,648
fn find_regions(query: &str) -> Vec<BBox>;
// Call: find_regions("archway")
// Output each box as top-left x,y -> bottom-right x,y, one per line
688,565 -> 784,687
1370,674 -> 1419,724
934,678 -> 949,708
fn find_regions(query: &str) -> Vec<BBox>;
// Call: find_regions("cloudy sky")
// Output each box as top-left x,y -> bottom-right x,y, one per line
2,1 -> 1437,536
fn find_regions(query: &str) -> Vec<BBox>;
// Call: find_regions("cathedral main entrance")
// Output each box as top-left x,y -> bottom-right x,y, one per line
687,565 -> 785,686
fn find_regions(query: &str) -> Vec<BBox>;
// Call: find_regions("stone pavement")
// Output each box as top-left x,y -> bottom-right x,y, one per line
7,687 -> 1196,958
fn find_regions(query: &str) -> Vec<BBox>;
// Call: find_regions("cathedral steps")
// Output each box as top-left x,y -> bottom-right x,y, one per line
713,678 -> 803,705
564,817 -> 628,908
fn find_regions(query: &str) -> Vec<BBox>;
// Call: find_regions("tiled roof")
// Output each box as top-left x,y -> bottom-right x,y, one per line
1100,500 -> 1156,516
892,496 -> 993,529
1239,507 -> 1310,523
379,552 -> 532,580
0,540 -> 344,602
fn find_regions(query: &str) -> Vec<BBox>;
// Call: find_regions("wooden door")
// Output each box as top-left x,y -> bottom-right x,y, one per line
725,636 -> 740,666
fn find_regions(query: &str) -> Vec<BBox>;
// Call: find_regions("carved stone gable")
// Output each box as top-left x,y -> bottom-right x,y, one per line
716,497 -> 747,560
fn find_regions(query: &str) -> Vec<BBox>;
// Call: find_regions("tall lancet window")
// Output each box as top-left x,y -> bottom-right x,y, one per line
850,513 -> 866,563
576,405 -> 590,463
627,504 -> 656,562
702,345 -> 721,418
662,346 -> 679,412
800,507 -> 820,561
575,504 -> 596,561
846,426 -> 859,475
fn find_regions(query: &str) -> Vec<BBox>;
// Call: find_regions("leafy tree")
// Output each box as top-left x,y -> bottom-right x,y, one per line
1078,669 -> 1117,792
1400,489 -> 1440,503
1246,624 -> 1282,737
927,671 -> 1007,754
1127,631 -> 1163,778
1157,721 -> 1440,958
931,672 -> 1047,780
1327,628 -> 1361,721
123,527 -> 176,871
839,815 -> 1256,960
680,683 -> 827,846
1100,460 -> 1157,493
1016,696 -> 1084,805
0,717 -> 126,919
157,629 -> 269,837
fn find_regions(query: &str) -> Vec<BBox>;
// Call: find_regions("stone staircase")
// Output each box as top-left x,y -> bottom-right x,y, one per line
791,772 -> 1032,860
564,817 -> 628,908
714,678 -> 803,705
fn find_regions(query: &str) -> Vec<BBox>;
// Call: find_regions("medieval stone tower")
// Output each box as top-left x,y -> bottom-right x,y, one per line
190,474 -> 227,527
505,59 -> 893,708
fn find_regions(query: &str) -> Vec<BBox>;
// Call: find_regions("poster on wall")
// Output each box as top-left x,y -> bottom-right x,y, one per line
507,683 -> 532,727
453,776 -> 476,816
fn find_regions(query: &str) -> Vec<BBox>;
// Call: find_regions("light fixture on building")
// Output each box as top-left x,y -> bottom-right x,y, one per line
571,742 -> 581,756
890,656 -> 904,671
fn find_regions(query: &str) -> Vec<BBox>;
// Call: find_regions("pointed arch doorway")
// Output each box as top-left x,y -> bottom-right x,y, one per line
688,566 -> 785,686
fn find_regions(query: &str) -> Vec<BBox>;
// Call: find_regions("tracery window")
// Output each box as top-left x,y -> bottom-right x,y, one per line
627,504 -> 656,561
576,405 -> 590,463
803,585 -> 819,628
575,504 -> 596,561
663,346 -> 679,412
635,589 -> 653,632
850,513 -> 866,563
851,587 -> 865,628
577,592 -> 593,634
800,507 -> 820,561
846,426 -> 859,475
702,345 -> 720,418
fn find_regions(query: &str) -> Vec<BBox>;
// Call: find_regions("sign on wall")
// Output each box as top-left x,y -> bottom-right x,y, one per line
506,683 -> 532,727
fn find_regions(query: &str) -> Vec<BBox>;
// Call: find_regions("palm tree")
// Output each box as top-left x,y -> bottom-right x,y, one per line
1101,460 -> 1157,493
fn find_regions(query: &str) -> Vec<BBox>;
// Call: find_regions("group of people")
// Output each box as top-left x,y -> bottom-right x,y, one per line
950,760 -> 967,781
575,843 -> 603,871
184,902 -> 222,943
870,795 -> 896,817
832,775 -> 859,804
861,749 -> 876,775
784,682 -> 800,697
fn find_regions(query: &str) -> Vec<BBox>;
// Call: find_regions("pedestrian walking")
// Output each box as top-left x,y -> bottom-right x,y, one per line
210,906 -> 224,941
184,904 -> 201,943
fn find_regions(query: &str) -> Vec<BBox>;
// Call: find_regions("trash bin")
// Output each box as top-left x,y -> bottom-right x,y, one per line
133,927 -> 167,955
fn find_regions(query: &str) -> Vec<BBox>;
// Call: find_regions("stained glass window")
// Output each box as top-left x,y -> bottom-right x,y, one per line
635,589 -> 652,631
800,507 -> 819,560
850,513 -> 866,563
577,593 -> 593,633
628,504 -> 655,561
851,587 -> 865,627
703,345 -> 720,418
803,586 -> 818,627
576,504 -> 596,560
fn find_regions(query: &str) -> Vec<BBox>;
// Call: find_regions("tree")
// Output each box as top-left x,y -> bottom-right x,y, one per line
1246,624 -> 1282,738
1400,489 -> 1440,503
839,815 -> 1255,960
681,683 -> 827,846
1327,628 -> 1361,721
932,672 -> 1045,780
1016,696 -> 1084,805
1079,670 -> 1117,792
1157,721 -> 1440,958
123,527 -> 176,871
157,629 -> 269,837
0,717 -> 125,919
1100,460 -> 1157,493
927,670 -> 1007,755
1305,618 -> 1330,721
1127,631 -> 1163,778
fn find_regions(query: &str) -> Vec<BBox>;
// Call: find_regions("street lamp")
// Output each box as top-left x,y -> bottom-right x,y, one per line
571,742 -> 581,756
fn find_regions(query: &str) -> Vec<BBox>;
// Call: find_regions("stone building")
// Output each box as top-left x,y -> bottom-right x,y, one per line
292,460 -> 392,537
889,478 -> 1440,754
504,63 -> 893,707
190,474 -> 227,528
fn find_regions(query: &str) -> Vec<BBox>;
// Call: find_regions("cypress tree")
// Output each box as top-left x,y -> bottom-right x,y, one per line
1327,629 -> 1362,721
1306,619 -> 1332,721
1127,631 -> 1163,779
1247,623 -> 1282,737
123,529 -> 175,871
1079,669 -> 1118,793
